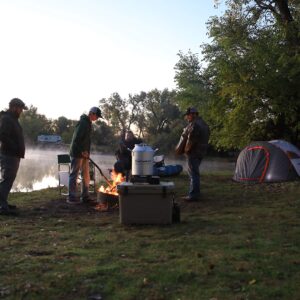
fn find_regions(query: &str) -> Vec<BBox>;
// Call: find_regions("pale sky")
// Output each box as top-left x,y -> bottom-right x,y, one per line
0,0 -> 224,120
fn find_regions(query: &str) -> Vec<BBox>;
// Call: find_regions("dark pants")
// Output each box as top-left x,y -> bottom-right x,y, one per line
0,155 -> 20,209
187,156 -> 202,199
68,157 -> 90,200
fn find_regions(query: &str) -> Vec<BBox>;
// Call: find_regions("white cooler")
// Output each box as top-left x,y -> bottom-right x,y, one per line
117,181 -> 174,225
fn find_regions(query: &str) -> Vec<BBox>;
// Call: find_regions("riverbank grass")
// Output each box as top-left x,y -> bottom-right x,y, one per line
1,172 -> 300,299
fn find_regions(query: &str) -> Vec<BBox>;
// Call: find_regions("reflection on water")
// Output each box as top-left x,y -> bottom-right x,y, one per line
12,148 -> 117,192
12,148 -> 235,192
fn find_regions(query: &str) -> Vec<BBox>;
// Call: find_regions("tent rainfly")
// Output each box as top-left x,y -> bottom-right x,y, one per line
233,140 -> 300,183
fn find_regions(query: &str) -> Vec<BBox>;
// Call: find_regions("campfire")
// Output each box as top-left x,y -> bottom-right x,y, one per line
95,169 -> 125,211
99,169 -> 125,195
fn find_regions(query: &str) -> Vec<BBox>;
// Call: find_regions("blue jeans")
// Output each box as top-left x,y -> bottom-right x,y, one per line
0,155 -> 20,209
68,157 -> 90,199
187,156 -> 202,199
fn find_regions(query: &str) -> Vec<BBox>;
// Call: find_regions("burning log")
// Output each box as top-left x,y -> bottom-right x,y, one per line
95,169 -> 125,211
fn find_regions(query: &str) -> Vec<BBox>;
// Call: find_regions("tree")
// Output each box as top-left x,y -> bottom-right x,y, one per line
99,93 -> 129,135
98,89 -> 183,153
142,89 -> 183,153
127,92 -> 147,137
53,116 -> 77,144
91,120 -> 117,149
174,50 -> 211,116
143,89 -> 180,134
99,92 -> 145,136
20,106 -> 54,144
201,0 -> 300,149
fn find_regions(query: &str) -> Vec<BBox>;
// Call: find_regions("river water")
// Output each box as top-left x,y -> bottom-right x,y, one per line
11,148 -> 235,192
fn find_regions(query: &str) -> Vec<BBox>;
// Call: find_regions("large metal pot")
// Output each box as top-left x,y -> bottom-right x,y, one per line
132,143 -> 155,176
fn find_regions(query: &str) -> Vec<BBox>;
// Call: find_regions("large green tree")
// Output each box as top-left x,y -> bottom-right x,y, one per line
142,89 -> 183,153
174,50 -> 211,116
202,0 -> 300,149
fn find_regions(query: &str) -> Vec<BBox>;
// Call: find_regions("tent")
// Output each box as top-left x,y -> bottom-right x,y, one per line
233,140 -> 300,183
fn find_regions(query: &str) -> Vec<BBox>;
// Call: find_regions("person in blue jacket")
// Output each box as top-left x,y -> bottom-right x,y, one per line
67,107 -> 102,204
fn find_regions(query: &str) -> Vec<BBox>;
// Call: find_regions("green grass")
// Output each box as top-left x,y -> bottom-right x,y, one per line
1,172 -> 300,300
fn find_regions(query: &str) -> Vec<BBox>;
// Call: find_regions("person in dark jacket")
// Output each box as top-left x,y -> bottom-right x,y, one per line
115,130 -> 142,180
0,98 -> 28,215
67,107 -> 102,204
178,107 -> 210,201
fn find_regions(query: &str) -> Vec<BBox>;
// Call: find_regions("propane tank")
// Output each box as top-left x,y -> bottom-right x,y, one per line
132,143 -> 154,176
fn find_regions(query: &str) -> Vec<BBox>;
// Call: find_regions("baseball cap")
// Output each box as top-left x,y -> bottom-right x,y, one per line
9,98 -> 28,110
89,107 -> 102,118
184,107 -> 198,116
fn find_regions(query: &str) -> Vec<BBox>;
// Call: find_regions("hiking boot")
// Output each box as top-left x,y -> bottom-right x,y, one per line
66,198 -> 81,205
0,207 -> 19,216
80,197 -> 96,204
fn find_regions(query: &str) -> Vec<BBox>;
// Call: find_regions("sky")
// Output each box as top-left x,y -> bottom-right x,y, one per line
0,0 -> 225,120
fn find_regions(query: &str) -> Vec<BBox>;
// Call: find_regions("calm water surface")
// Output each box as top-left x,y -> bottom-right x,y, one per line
12,148 -> 235,192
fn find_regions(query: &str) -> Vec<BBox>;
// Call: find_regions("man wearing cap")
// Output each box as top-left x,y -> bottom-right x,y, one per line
0,98 -> 28,215
178,107 -> 210,201
67,107 -> 102,204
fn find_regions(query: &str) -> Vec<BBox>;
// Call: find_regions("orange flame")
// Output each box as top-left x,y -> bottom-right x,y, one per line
98,169 -> 125,196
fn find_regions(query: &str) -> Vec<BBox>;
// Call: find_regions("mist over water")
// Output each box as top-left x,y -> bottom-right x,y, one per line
12,148 -> 235,192
12,147 -> 117,192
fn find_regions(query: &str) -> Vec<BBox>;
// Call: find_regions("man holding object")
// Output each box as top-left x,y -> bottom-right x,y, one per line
68,106 -> 102,204
176,107 -> 210,202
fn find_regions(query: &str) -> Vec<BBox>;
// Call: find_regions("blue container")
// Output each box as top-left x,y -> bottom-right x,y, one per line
153,164 -> 183,177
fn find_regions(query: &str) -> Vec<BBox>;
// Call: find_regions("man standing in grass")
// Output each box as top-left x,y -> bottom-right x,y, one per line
179,107 -> 210,202
0,98 -> 28,216
67,107 -> 102,204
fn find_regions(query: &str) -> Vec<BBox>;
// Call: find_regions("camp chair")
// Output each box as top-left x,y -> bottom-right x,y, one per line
57,154 -> 71,195
57,154 -> 97,195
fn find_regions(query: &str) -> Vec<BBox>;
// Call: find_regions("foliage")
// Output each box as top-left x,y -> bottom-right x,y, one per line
1,174 -> 300,299
91,120 -> 117,148
147,119 -> 186,154
20,106 -> 54,144
143,89 -> 180,135
99,89 -> 183,153
99,92 -> 146,136
99,93 -> 130,134
53,116 -> 77,144
201,0 -> 300,149
174,50 -> 212,116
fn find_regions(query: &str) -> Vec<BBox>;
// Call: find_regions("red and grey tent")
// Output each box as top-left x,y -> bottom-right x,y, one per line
233,140 -> 300,183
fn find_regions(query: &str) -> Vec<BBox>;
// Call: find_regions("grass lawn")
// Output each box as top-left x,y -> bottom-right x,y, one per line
1,172 -> 300,300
